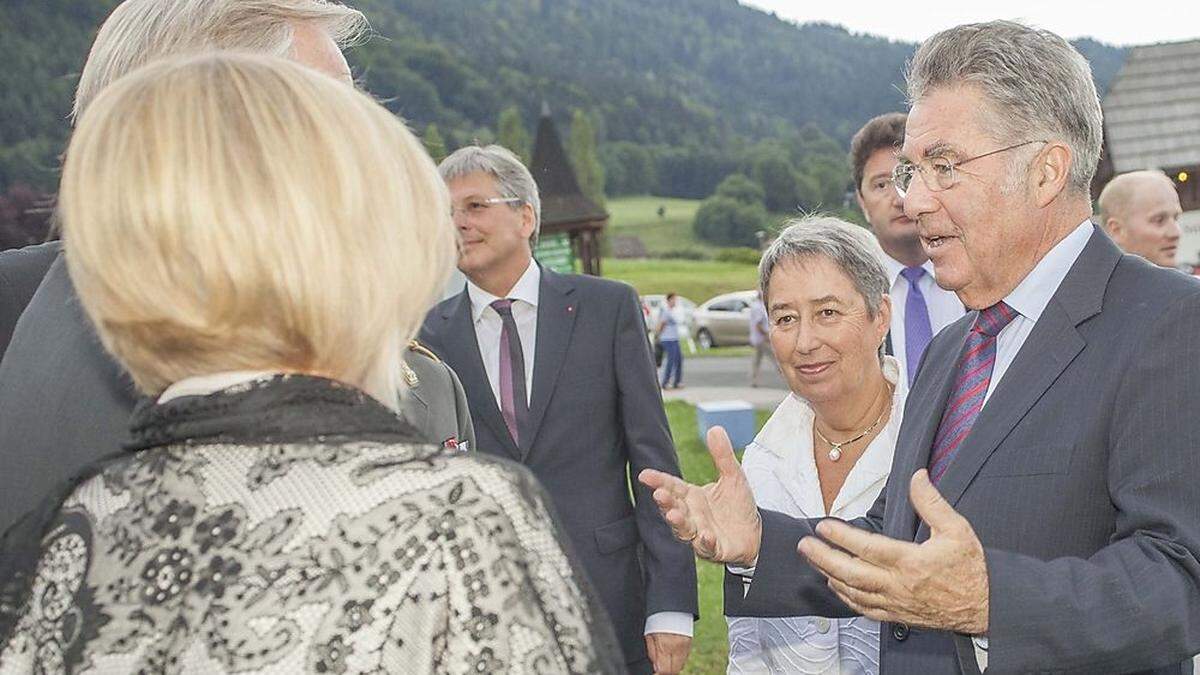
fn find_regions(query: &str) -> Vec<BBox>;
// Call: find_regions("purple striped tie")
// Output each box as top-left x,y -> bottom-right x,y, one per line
491,299 -> 529,445
928,302 -> 1016,485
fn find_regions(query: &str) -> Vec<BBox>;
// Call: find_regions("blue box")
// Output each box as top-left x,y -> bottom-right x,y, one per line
696,400 -> 756,450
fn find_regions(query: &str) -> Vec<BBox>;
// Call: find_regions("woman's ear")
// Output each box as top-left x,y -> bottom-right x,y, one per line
876,294 -> 893,345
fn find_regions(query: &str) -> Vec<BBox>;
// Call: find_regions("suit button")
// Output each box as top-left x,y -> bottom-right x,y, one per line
892,623 -> 909,641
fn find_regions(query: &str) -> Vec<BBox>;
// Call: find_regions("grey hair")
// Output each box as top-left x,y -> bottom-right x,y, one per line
439,144 -> 542,247
759,214 -> 890,319
73,0 -> 368,121
906,20 -> 1102,196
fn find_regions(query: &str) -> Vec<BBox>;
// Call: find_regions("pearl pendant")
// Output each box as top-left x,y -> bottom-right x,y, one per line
828,446 -> 842,462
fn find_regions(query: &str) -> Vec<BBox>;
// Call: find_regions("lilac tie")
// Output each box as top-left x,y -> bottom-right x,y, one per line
927,302 -> 1016,485
900,266 -> 933,387
491,299 -> 529,445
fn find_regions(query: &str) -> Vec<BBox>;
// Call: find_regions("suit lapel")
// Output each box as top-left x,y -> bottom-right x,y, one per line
438,291 -> 521,460
925,305 -> 1084,521
915,229 -> 1116,539
888,319 -> 968,541
524,267 -> 578,458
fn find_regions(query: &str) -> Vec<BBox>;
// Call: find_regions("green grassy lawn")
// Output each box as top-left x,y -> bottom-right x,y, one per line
607,196 -> 716,257
664,400 -> 771,675
603,258 -> 758,305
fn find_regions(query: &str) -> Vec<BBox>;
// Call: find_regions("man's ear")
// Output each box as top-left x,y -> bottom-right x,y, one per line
1032,142 -> 1072,208
1106,216 -> 1126,247
520,203 -> 536,241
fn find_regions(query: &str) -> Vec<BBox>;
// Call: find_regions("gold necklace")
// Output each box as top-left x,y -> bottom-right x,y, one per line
814,384 -> 893,462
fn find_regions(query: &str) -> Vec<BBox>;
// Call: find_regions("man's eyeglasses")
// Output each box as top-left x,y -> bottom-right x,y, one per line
450,196 -> 522,219
891,139 -> 1047,198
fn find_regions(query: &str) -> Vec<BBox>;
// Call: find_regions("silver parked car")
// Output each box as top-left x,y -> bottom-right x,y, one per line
692,290 -> 757,349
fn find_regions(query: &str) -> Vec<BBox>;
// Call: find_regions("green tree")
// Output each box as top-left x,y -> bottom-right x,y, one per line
752,150 -> 800,213
692,196 -> 769,247
600,141 -> 657,196
422,124 -> 447,163
714,173 -> 765,206
496,105 -> 531,163
568,109 -> 605,205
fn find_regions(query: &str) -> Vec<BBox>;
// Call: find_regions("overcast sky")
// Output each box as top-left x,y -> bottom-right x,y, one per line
739,0 -> 1198,47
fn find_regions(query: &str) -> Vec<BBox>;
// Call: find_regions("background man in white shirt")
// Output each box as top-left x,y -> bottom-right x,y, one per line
1096,169 -> 1184,268
419,145 -> 698,675
851,112 -> 965,386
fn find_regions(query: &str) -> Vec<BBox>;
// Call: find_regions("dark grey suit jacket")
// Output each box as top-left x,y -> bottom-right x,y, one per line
420,266 -> 699,666
0,250 -> 476,536
728,229 -> 1200,674
0,242 -> 59,358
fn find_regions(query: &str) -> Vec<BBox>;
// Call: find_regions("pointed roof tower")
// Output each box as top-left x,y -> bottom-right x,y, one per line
528,106 -> 608,275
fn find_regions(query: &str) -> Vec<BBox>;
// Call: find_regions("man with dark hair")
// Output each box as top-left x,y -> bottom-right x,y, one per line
850,112 -> 963,386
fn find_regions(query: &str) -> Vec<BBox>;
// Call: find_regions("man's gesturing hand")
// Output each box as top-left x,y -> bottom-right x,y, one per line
797,469 -> 990,634
637,426 -> 762,566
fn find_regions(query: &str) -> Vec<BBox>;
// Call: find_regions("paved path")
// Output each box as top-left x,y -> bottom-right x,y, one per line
660,355 -> 790,410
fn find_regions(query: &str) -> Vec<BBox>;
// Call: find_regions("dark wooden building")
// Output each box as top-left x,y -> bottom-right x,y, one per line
1097,39 -> 1200,263
529,110 -> 608,276
1098,39 -> 1200,218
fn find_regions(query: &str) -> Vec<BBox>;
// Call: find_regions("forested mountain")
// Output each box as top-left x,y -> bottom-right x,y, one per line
0,0 -> 1126,200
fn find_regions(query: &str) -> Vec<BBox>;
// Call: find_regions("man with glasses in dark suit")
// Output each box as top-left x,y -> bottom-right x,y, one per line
643,20 -> 1200,675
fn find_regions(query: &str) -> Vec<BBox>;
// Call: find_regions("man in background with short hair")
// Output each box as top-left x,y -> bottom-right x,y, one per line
850,112 -> 964,386
1097,169 -> 1184,268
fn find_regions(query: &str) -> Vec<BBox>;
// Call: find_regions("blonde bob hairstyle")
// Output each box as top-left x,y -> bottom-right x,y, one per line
59,52 -> 456,410
73,0 -> 367,121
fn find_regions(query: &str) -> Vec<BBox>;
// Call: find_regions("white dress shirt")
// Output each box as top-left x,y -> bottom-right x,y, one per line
465,260 -> 694,639
466,260 -> 540,407
982,219 -> 1093,404
727,357 -> 907,674
878,254 -> 966,386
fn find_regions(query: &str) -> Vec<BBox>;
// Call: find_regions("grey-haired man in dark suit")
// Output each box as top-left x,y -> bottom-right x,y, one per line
420,144 -> 698,675
642,21 -> 1200,675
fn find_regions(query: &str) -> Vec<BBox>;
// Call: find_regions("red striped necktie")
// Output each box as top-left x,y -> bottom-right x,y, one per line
928,302 -> 1017,484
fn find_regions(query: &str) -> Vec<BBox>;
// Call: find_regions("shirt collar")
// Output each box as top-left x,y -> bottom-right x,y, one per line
159,371 -> 277,403
879,251 -> 936,288
1002,220 -> 1093,324
466,258 -> 541,323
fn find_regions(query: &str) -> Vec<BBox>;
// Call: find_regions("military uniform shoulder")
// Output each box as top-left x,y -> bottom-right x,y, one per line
407,339 -> 441,363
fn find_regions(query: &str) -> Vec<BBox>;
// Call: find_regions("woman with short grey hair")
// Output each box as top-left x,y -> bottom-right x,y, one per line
727,215 -> 904,675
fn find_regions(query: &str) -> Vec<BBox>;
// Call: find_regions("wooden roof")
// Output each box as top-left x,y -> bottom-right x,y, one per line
529,111 -> 608,229
1103,39 -> 1200,173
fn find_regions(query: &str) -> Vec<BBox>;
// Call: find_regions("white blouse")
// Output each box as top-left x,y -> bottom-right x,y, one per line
727,357 -> 907,675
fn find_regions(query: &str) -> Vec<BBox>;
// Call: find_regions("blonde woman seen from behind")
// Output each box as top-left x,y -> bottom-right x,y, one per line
0,53 -> 622,674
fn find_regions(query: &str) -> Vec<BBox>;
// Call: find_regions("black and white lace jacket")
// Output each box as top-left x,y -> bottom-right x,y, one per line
0,375 -> 623,674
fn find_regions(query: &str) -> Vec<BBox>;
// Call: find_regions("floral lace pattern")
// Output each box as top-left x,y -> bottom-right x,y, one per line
0,376 -> 621,674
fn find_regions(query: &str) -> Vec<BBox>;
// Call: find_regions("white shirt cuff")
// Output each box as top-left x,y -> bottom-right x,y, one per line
973,636 -> 988,672
726,559 -> 757,577
644,611 -> 694,637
